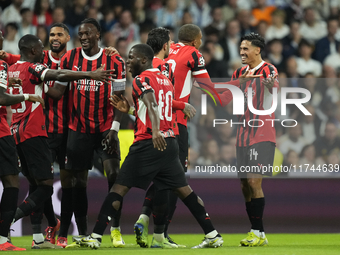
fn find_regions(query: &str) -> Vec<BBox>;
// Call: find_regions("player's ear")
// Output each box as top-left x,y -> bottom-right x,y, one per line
67,34 -> 71,42
163,42 -> 167,51
96,32 -> 100,41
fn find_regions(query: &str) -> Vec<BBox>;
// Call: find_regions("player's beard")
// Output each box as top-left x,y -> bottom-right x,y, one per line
50,42 -> 66,53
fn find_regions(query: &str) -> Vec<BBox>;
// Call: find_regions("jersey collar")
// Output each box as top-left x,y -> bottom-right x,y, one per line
146,68 -> 160,72
246,60 -> 265,72
48,50 -> 60,64
81,48 -> 103,61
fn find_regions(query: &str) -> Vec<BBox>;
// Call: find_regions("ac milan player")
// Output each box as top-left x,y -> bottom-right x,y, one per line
0,31 -> 44,251
8,34 -> 115,248
55,18 -> 126,248
79,44 -> 223,249
133,27 -> 195,248
216,33 -> 278,247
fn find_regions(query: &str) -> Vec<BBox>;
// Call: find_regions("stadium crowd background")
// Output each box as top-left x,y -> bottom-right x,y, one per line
1,0 -> 340,177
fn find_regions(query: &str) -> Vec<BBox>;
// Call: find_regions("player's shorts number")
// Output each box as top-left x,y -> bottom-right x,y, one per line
250,148 -> 258,161
158,90 -> 172,121
8,87 -> 26,113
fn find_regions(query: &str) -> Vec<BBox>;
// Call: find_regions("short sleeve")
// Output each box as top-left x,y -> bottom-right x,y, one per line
112,55 -> 126,91
132,76 -> 153,98
191,50 -> 207,76
28,63 -> 48,84
0,61 -> 8,89
262,64 -> 279,89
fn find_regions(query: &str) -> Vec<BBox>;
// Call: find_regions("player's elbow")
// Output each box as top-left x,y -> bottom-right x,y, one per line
0,93 -> 10,106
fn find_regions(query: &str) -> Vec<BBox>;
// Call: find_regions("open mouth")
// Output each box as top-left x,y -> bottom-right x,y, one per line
81,41 -> 89,47
52,41 -> 60,47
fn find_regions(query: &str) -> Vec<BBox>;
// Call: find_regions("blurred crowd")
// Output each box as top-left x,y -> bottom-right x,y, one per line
1,0 -> 340,177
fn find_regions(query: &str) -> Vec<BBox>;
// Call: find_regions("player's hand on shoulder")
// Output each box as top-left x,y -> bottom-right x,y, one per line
91,64 -> 116,83
104,47 -> 119,56
152,131 -> 167,151
27,94 -> 45,109
262,74 -> 278,89
8,78 -> 22,87
110,94 -> 130,113
0,50 -> 8,59
238,70 -> 263,84
183,103 -> 196,119
105,130 -> 119,154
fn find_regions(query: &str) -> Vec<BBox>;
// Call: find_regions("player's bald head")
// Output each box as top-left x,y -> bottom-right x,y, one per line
178,24 -> 201,43
131,44 -> 154,62
18,34 -> 41,53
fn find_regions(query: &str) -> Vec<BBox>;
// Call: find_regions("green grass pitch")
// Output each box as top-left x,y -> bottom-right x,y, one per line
5,233 -> 340,254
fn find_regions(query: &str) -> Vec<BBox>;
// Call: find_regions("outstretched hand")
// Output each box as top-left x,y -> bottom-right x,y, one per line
91,64 -> 117,84
104,47 -> 119,56
239,70 -> 263,84
8,78 -> 22,87
110,94 -> 130,113
28,95 -> 45,109
183,103 -> 196,119
262,74 -> 278,89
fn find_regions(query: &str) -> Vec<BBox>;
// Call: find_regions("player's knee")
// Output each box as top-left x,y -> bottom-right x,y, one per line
247,178 -> 261,190
1,175 -> 19,188
112,200 -> 121,211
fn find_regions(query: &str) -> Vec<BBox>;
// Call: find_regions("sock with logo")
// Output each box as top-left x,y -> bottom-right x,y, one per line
182,192 -> 215,235
93,192 -> 123,236
141,184 -> 155,217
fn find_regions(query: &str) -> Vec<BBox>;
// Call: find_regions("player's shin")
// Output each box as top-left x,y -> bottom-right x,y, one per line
152,190 -> 168,242
59,187 -> 73,237
0,187 -> 19,242
73,187 -> 88,235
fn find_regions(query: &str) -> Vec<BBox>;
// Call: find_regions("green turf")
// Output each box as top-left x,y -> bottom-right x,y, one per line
5,233 -> 340,254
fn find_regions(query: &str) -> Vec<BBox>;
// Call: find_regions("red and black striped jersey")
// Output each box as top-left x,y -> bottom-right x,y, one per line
152,57 -> 178,135
132,68 -> 175,143
43,50 -> 68,134
231,61 -> 279,147
165,43 -> 207,127
59,47 -> 126,133
0,60 -> 11,138
8,61 -> 48,144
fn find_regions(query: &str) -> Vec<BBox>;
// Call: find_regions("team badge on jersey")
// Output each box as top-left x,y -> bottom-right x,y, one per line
198,56 -> 205,67
35,64 -> 45,72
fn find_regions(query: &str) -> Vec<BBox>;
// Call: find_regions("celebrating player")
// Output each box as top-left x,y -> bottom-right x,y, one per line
8,34 -> 115,248
79,44 -> 223,249
52,18 -> 126,248
216,33 -> 278,246
0,31 -> 44,251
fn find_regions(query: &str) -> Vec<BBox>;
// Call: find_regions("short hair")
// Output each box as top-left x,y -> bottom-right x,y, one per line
178,24 -> 201,42
6,22 -> 19,31
147,27 -> 170,55
50,23 -> 69,35
18,34 -> 40,52
131,44 -> 154,62
271,9 -> 286,19
20,8 -> 31,15
327,16 -> 338,25
298,38 -> 312,48
80,18 -> 101,39
240,33 -> 265,52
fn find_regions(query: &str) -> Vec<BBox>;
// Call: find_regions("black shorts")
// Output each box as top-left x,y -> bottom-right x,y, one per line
0,135 -> 20,177
47,133 -> 67,169
177,124 -> 188,172
66,129 -> 121,170
116,138 -> 188,191
17,136 -> 53,180
237,142 -> 275,178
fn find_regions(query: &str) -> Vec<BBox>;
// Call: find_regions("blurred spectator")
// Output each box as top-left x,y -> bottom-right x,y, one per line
267,39 -> 286,72
18,8 -> 37,38
128,22 -> 154,50
284,149 -> 300,167
200,45 -> 228,78
209,7 -> 225,33
327,150 -> 340,172
284,0 -> 304,24
155,0 -> 182,28
203,28 -> 224,60
285,57 -> 300,80
115,37 -> 128,60
87,6 -> 102,21
282,20 -> 302,58
221,0 -> 238,23
296,39 -> 322,77
323,65 -> 340,104
36,24 -> 50,50
132,0 -> 146,24
181,9 -> 193,25
99,9 -> 117,34
220,19 -> 241,64
236,9 -> 254,36
197,139 -> 220,166
265,9 -> 289,41
324,44 -> 340,71
256,20 -> 268,38
299,7 -> 327,43
300,104 -> 320,144
101,31 -> 116,47
111,10 -> 140,44
314,122 -> 340,159
214,124 -> 234,146
33,0 -> 53,27
251,0 -> 276,27
3,23 -> 19,54
301,0 -> 330,20
299,144 -> 325,171
2,0 -> 23,26
65,0 -> 88,31
302,73 -> 322,108
279,123 -> 308,155
189,0 -> 212,28
52,7 -> 66,24
219,144 -> 236,167
313,17 -> 339,63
